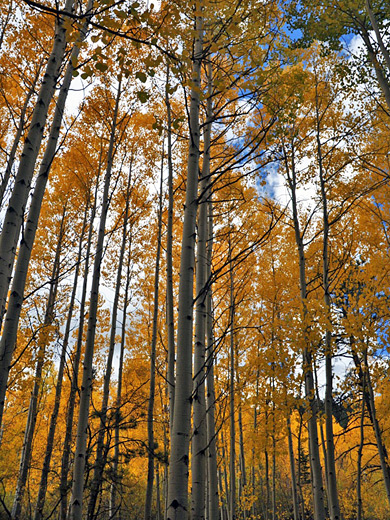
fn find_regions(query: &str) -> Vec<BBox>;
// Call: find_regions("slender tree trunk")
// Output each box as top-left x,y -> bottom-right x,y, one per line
87,158 -> 132,520
362,1 -> 390,112
218,468 -> 226,520
165,65 -> 176,432
59,191 -> 97,520
157,463 -> 162,520
272,432 -> 276,520
166,3 -> 203,518
297,409 -> 306,520
110,233 -> 132,520
0,1 -> 92,428
363,350 -> 390,504
11,209 -> 66,520
238,400 -> 247,501
284,142 -> 326,520
314,362 -> 329,503
357,379 -> 365,520
0,0 -> 74,332
69,77 -> 121,520
287,417 -> 299,520
315,84 -> 341,520
347,333 -> 390,505
0,67 -> 41,209
205,197 -> 218,520
34,207 -> 88,520
144,153 -> 164,520
360,28 -> 390,110
191,61 -> 213,519
251,375 -> 259,520
221,430 -> 230,520
202,62 -> 218,520
229,235 -> 236,520
265,448 -> 270,520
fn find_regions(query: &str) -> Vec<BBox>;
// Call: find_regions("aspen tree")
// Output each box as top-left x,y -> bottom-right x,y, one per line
144,153 -> 164,520
287,417 -> 299,520
251,375 -> 259,519
283,142 -> 326,520
204,63 -> 218,520
0,0 -> 74,330
288,0 -> 390,111
315,75 -> 341,520
166,1 -> 203,517
237,375 -> 247,519
33,207 -> 88,520
11,208 -> 66,520
59,191 -> 97,520
357,377 -> 365,520
87,162 -> 133,520
110,238 -> 132,519
0,1 -> 94,427
69,77 -> 122,520
191,89 -> 209,520
228,233 -> 236,520
165,65 -> 176,431
0,68 -> 40,210
350,335 -> 390,505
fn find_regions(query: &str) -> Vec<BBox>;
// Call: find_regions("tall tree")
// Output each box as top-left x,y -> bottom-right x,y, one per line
69,76 -> 122,520
166,2 -> 203,518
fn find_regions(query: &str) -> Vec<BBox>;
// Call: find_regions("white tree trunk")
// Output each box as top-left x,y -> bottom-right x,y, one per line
144,155 -> 164,520
284,143 -> 326,520
0,6 -> 92,428
166,5 -> 203,518
110,232 -> 132,520
69,78 -> 121,520
59,193 -> 96,520
0,0 -> 74,329
33,207 -> 88,520
204,68 -> 218,520
11,213 -> 65,520
316,92 -> 341,520
165,66 -> 176,431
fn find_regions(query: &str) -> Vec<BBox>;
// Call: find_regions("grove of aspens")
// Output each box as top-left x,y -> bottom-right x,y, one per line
0,0 -> 390,519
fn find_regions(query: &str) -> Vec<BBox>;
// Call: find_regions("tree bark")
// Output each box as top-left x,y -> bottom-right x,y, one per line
191,62 -> 212,519
357,377 -> 365,520
205,146 -> 218,520
229,234 -> 236,520
166,3 -> 203,518
360,28 -> 390,111
144,153 -> 164,520
165,64 -> 176,432
0,66 -> 41,210
363,350 -> 390,504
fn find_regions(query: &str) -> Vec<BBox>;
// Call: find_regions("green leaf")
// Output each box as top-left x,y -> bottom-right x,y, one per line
95,62 -> 108,72
136,71 -> 147,83
136,91 -> 149,103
